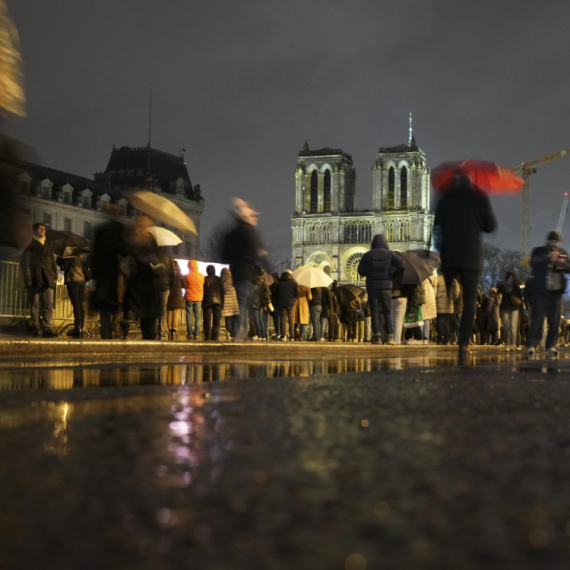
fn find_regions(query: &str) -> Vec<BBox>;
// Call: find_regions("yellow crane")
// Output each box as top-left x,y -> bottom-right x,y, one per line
512,148 -> 570,254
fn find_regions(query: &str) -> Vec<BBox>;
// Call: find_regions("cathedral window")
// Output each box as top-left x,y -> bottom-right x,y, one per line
308,225 -> 316,244
310,170 -> 318,213
400,167 -> 408,209
386,223 -> 393,241
323,223 -> 331,243
388,167 -> 395,209
324,170 -> 331,211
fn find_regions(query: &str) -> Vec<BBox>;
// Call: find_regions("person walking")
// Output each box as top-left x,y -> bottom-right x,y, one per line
527,230 -> 570,358
184,260 -> 204,340
357,234 -> 404,345
202,264 -> 223,341
221,198 -> 270,342
20,222 -> 58,337
434,174 -> 497,357
275,269 -> 299,341
57,252 -> 91,338
167,260 -> 185,340
497,271 -> 523,351
220,268 -> 239,340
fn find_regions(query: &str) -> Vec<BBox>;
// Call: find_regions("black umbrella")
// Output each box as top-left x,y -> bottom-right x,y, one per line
408,249 -> 441,271
46,230 -> 91,258
395,251 -> 431,285
337,285 -> 367,305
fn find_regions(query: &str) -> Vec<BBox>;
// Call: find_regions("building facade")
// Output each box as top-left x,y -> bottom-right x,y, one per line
291,137 -> 433,284
4,144 -> 204,258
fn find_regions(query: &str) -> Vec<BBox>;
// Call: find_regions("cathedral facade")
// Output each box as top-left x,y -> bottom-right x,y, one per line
291,137 -> 433,284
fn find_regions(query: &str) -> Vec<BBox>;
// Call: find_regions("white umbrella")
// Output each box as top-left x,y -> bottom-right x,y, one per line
149,226 -> 182,247
123,189 -> 197,235
292,266 -> 333,288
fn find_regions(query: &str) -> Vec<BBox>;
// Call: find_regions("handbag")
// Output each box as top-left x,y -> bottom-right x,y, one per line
403,306 -> 424,328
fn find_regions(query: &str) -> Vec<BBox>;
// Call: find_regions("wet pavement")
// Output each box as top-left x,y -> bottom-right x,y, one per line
2,342 -> 570,569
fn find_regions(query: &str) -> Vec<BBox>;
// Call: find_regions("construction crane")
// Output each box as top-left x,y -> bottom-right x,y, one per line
556,192 -> 569,234
512,148 -> 570,254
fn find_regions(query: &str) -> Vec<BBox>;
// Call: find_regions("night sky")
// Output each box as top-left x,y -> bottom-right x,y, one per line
5,0 -> 570,265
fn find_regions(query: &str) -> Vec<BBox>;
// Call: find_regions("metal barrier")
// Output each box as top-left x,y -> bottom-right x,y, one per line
0,260 -> 189,337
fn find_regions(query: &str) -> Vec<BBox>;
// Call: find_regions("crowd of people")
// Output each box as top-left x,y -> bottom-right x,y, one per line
17,183 -> 570,358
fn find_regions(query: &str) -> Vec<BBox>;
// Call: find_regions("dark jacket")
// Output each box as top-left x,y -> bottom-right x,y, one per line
529,244 -> 570,296
275,272 -> 299,308
203,266 -> 223,307
251,275 -> 272,310
20,237 -> 58,289
309,287 -> 322,307
57,253 -> 90,284
167,264 -> 186,310
320,287 -> 333,319
222,218 -> 269,283
497,272 -> 523,311
434,184 -> 497,270
357,234 -> 404,290
152,252 -> 176,294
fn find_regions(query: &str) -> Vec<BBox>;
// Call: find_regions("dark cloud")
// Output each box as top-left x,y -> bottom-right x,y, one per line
5,0 -> 570,262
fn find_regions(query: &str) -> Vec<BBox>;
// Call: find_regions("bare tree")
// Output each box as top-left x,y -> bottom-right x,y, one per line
480,244 -> 530,292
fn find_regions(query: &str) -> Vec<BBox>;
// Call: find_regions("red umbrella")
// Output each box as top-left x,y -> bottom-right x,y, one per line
431,160 -> 524,195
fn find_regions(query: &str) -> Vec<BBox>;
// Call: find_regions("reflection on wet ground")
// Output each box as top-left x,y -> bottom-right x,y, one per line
2,349 -> 569,391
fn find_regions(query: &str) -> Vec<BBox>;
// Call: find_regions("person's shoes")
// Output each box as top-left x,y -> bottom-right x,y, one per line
527,347 -> 536,358
386,335 -> 396,346
458,344 -> 472,357
43,329 -> 57,338
371,337 -> 381,345
68,328 -> 81,338
422,339 -> 429,345
547,347 -> 559,357
31,329 -> 41,337
280,336 -> 287,342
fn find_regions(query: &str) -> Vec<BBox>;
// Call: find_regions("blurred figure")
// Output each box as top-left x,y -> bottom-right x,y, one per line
221,267 -> 239,340
91,207 -> 127,339
57,252 -> 91,338
167,260 -> 185,340
482,287 -> 500,345
527,230 -> 570,358
123,215 -> 160,340
497,271 -> 523,351
221,198 -> 269,342
202,264 -> 223,341
421,269 -> 438,345
152,249 -> 176,340
184,260 -> 204,340
434,174 -> 497,357
20,222 -> 58,337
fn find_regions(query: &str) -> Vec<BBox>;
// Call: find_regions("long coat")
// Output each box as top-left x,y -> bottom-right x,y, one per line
421,271 -> 438,320
167,263 -> 185,310
294,284 -> 312,325
436,275 -> 460,314
221,268 -> 239,317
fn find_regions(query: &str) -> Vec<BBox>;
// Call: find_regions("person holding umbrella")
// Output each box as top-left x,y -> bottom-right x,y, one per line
357,234 -> 404,345
434,173 -> 497,357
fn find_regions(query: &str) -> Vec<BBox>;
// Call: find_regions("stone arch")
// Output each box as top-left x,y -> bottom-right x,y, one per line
306,251 -> 333,274
341,246 -> 368,283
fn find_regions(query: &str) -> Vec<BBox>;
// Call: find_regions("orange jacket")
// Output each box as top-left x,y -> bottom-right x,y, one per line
184,260 -> 204,302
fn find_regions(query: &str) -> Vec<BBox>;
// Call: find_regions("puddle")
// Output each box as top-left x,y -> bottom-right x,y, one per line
0,351 -> 554,391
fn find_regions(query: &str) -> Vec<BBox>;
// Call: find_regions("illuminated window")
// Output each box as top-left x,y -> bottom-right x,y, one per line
310,171 -> 318,213
324,170 -> 331,211
388,167 -> 395,209
400,167 -> 408,209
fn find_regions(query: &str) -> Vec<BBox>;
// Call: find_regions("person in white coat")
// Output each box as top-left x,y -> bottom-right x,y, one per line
421,269 -> 438,344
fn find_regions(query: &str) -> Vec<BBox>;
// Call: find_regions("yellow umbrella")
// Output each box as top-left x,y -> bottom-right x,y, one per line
0,0 -> 26,116
123,189 -> 197,235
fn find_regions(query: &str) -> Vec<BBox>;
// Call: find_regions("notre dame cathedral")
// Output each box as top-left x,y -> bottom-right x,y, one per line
291,133 -> 434,284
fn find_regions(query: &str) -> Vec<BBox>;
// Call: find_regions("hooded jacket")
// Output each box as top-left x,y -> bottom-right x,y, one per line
357,234 -> 404,290
275,271 -> 299,309
184,260 -> 204,302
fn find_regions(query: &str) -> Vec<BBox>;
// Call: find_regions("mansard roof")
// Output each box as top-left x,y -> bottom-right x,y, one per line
95,145 -> 200,201
13,159 -> 122,199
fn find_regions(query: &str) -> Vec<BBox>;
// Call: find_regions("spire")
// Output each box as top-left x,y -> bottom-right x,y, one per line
303,140 -> 309,152
408,112 -> 413,146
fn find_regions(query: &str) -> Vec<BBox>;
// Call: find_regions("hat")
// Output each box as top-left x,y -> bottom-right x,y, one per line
547,230 -> 562,242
